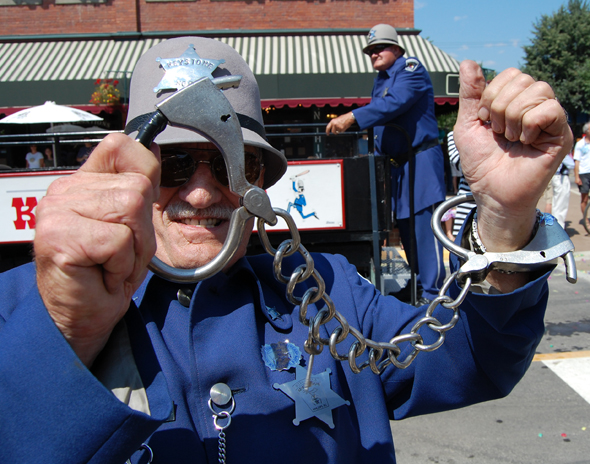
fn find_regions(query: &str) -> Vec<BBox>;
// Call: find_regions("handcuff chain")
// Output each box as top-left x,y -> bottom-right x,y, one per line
257,209 -> 472,375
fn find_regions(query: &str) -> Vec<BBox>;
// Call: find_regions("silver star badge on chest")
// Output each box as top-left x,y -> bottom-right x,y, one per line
153,44 -> 226,93
273,365 -> 350,429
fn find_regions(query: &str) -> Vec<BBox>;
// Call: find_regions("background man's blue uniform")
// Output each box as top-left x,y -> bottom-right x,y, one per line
353,55 -> 446,302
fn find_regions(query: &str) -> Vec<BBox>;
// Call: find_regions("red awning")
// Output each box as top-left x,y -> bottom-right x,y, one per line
434,97 -> 459,106
261,97 -> 458,109
2,96 -> 457,118
261,97 -> 371,109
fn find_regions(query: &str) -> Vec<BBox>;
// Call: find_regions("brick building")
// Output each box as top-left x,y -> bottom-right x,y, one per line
3,0 -> 414,35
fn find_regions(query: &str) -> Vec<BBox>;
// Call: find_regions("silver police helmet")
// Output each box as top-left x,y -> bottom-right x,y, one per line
363,24 -> 406,56
125,36 -> 287,189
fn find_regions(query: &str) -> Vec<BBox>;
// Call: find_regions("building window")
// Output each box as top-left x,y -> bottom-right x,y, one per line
145,0 -> 196,3
54,0 -> 107,4
0,0 -> 42,5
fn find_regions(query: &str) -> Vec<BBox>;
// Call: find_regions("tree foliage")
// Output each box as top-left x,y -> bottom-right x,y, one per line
437,111 -> 457,132
522,0 -> 590,135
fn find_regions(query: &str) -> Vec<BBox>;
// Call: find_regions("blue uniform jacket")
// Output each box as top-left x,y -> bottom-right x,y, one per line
353,56 -> 445,218
0,252 -> 549,463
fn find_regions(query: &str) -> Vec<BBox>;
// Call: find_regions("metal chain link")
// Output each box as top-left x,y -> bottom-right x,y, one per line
217,427 -> 227,463
208,395 -> 235,464
257,209 -> 473,375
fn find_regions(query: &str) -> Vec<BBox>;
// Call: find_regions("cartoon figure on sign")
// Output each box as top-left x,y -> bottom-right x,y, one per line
287,170 -> 319,220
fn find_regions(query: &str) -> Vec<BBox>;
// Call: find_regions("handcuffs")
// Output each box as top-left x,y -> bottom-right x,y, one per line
431,194 -> 577,286
135,75 -> 577,373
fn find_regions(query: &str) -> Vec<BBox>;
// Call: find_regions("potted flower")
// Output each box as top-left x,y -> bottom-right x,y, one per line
90,79 -> 121,105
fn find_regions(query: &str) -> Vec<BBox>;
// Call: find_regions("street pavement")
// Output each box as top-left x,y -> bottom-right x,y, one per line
389,184 -> 590,464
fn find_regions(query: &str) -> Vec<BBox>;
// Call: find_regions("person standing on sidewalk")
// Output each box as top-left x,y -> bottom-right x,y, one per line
551,152 -> 574,229
574,122 -> 590,218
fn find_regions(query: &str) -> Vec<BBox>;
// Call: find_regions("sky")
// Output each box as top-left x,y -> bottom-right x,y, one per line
414,0 -> 569,73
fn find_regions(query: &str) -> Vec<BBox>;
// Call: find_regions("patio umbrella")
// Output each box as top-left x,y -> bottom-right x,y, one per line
1,101 -> 103,124
0,101 -> 103,166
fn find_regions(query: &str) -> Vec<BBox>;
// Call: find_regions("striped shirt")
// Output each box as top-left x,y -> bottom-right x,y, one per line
447,131 -> 476,236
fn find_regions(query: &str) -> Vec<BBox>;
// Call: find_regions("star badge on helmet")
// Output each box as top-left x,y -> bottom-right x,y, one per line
367,28 -> 377,41
153,44 -> 226,93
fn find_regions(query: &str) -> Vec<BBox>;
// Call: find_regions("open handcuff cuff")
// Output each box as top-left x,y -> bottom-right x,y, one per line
136,75 -> 577,381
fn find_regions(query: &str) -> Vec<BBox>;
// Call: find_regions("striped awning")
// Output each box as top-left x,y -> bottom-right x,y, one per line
0,38 -> 163,82
223,34 -> 459,75
0,33 -> 459,110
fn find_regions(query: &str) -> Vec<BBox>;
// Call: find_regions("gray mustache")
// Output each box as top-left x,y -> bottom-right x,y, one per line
164,202 -> 234,221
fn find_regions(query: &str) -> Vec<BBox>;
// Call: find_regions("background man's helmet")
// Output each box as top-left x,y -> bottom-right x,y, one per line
363,24 -> 406,56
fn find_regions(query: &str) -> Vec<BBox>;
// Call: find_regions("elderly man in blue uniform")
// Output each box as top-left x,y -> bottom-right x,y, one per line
327,24 -> 446,305
0,37 -> 573,464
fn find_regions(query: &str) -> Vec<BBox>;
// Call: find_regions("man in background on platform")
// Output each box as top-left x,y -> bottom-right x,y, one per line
326,24 -> 445,306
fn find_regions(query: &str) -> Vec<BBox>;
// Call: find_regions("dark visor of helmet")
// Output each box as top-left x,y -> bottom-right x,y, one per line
365,44 -> 390,55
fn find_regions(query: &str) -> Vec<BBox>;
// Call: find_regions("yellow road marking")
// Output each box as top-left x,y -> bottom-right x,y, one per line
533,350 -> 590,362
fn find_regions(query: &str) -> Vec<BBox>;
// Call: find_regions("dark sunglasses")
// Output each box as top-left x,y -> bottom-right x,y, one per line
365,44 -> 390,55
160,148 -> 263,188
